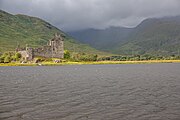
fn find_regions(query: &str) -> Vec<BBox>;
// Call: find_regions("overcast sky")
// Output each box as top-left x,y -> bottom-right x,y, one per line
0,0 -> 180,31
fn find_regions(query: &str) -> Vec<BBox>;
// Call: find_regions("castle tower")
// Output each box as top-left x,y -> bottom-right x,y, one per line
49,33 -> 64,58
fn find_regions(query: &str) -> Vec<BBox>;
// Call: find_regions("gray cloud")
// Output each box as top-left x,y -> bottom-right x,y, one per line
1,0 -> 180,31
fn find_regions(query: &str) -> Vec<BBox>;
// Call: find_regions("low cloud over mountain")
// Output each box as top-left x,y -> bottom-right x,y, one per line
1,0 -> 180,31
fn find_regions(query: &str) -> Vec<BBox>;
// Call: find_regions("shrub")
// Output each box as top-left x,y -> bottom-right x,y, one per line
4,56 -> 11,63
79,54 -> 98,61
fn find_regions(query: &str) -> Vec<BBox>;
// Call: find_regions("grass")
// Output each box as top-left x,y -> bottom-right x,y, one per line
1,60 -> 180,66
0,10 -> 109,56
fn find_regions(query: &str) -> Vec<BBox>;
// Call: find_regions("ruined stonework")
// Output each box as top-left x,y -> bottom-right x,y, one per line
17,34 -> 64,61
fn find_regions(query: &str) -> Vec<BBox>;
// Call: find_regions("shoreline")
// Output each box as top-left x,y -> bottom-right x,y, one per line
0,60 -> 180,66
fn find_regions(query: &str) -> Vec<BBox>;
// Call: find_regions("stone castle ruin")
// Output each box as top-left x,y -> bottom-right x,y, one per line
16,33 -> 64,61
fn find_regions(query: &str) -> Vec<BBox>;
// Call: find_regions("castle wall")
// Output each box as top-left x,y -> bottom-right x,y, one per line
17,34 -> 64,60
33,46 -> 53,58
18,51 -> 28,60
18,47 -> 33,61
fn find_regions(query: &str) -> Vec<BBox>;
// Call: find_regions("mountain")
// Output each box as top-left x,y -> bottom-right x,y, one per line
113,16 -> 180,55
68,16 -> 180,56
0,10 -> 107,55
68,27 -> 132,51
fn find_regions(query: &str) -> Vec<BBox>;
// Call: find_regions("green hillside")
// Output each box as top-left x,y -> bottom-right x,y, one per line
69,17 -> 180,56
0,10 -> 107,55
113,17 -> 180,55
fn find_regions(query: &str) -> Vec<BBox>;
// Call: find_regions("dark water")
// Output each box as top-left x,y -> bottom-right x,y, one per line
0,64 -> 180,120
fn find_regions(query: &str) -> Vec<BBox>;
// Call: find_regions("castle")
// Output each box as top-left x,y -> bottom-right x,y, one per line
17,33 -> 64,61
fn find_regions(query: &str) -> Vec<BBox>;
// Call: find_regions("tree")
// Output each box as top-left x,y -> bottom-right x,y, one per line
15,52 -> 21,61
0,57 -> 4,63
64,50 -> 71,59
2,52 -> 9,58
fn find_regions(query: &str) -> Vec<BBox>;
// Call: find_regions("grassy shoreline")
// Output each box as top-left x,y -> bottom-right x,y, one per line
0,60 -> 180,66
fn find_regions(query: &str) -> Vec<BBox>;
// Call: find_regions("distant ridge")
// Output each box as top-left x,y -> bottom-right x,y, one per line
68,27 -> 132,51
68,16 -> 180,56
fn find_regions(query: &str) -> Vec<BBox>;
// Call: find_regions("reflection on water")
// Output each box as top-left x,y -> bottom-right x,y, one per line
0,64 -> 180,120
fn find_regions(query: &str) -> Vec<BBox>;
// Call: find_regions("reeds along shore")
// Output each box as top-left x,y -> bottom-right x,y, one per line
0,60 -> 180,66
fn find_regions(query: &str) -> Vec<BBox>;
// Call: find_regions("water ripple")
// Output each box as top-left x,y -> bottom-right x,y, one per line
0,64 -> 180,120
